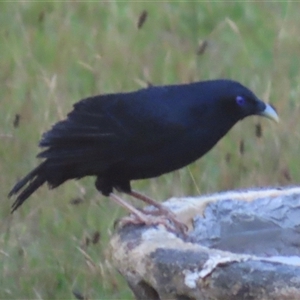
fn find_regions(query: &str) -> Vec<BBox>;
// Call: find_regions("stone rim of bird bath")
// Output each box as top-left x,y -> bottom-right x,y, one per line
110,186 -> 300,300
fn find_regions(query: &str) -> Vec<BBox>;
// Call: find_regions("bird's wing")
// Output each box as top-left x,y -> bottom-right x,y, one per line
38,92 -> 187,168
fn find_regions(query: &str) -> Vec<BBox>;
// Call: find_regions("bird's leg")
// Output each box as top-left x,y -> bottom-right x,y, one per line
110,193 -> 183,234
109,193 -> 149,223
128,190 -> 188,233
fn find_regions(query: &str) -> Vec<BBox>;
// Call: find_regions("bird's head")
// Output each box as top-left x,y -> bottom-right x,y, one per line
220,80 -> 279,123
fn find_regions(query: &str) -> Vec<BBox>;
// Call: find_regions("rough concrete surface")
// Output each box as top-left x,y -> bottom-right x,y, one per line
110,187 -> 300,300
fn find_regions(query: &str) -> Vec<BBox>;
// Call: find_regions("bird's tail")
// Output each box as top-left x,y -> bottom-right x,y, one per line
8,162 -> 47,213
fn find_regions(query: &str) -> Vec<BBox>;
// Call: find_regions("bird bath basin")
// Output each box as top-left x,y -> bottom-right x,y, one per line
110,187 -> 300,300
190,189 -> 300,257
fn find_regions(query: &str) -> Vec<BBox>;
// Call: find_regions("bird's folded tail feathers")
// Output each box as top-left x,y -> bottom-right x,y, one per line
9,162 -> 47,213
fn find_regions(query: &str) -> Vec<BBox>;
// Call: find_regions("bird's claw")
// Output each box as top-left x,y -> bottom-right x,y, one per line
140,206 -> 188,234
116,212 -> 188,236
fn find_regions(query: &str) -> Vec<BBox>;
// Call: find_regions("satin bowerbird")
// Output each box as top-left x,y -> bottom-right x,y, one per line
9,80 -> 279,233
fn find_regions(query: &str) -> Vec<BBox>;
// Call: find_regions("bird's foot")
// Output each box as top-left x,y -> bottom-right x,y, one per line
129,190 -> 188,234
117,213 -> 187,236
109,192 -> 188,236
140,207 -> 188,234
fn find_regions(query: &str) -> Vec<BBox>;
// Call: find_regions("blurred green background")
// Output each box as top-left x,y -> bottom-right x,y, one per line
1,2 -> 299,299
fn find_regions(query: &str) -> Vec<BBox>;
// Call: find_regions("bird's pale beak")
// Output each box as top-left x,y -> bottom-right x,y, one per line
258,103 -> 279,123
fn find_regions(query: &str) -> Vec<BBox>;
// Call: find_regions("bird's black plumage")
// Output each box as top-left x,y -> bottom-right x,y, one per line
9,79 -> 278,213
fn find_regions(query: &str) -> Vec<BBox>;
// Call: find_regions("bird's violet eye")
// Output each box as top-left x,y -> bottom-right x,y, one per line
236,96 -> 246,106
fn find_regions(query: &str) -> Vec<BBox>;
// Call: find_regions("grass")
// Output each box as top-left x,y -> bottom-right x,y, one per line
1,1 -> 299,299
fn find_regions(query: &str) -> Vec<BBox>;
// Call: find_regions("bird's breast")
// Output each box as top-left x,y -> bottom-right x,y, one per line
121,128 -> 229,180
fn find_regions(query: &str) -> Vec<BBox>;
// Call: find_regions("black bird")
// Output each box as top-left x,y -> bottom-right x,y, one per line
9,80 -> 278,231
